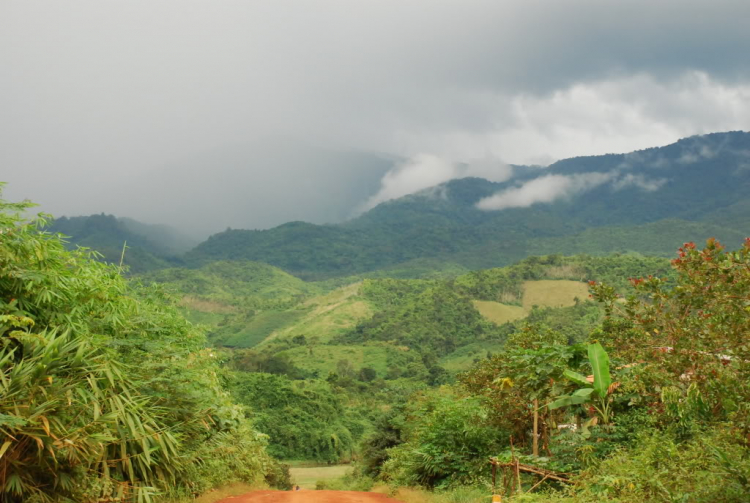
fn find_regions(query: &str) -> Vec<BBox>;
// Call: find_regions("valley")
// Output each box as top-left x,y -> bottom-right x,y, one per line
4,132 -> 750,502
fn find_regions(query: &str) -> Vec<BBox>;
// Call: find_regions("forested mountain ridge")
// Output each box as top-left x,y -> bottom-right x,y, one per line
186,131 -> 750,279
47,214 -> 196,273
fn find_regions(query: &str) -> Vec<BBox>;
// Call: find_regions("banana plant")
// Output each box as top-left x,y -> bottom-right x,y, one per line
548,342 -> 614,427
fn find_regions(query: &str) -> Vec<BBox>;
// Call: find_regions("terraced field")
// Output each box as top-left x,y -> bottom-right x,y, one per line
473,280 -> 590,326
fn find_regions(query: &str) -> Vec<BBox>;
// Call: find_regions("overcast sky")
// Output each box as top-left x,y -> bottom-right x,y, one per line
2,1 -> 750,235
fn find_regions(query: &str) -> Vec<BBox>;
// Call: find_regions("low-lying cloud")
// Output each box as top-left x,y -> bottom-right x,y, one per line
612,173 -> 667,192
475,169 -> 669,211
360,154 -> 512,211
476,173 -> 615,211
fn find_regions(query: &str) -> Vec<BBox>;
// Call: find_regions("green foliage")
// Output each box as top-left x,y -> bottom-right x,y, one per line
228,373 -> 367,463
479,239 -> 750,501
515,429 -> 750,503
382,389 -> 504,489
548,343 -> 614,426
142,260 -> 321,310
0,190 -> 278,502
591,238 -> 750,427
0,318 -> 181,503
359,406 -> 408,478
341,283 -> 501,356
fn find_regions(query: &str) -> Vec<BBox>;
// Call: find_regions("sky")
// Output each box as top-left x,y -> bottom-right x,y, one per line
2,0 -> 750,236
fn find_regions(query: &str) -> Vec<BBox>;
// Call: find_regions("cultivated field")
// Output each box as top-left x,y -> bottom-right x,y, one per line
522,280 -> 590,310
473,280 -> 590,326
471,300 -> 527,324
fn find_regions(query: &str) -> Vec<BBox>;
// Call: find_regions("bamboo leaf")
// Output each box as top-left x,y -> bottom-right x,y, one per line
0,440 -> 12,460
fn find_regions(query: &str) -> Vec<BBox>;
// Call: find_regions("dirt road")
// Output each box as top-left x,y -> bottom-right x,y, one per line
214,489 -> 403,503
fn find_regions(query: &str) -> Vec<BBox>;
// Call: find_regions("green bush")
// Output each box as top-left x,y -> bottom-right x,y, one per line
0,190 -> 278,502
382,389 -> 504,489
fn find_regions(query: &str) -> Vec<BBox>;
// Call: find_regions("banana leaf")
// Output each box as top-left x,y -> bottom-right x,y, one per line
588,342 -> 611,398
548,388 -> 594,410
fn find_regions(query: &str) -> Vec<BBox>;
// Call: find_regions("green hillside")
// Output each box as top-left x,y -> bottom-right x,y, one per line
47,214 -> 193,273
47,133 -> 750,282
13,185 -> 750,501
158,251 -> 675,463
142,260 -> 322,308
184,132 -> 750,279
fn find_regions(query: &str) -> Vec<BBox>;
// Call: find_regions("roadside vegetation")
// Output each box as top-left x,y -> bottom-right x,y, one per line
4,183 -> 748,503
0,190 -> 290,502
346,238 -> 750,502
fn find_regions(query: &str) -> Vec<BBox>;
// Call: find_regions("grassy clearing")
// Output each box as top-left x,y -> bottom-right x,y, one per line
522,280 -> 590,310
473,280 -> 589,327
471,300 -> 527,325
289,465 -> 353,489
260,283 -> 374,345
222,310 -> 308,348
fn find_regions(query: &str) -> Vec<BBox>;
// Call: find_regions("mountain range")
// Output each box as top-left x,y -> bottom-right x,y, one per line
49,131 -> 750,279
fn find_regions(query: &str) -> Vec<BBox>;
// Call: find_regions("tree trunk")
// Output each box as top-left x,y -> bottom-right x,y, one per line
532,399 -> 539,456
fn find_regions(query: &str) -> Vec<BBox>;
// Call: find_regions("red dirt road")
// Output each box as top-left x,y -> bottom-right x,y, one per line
214,489 -> 403,503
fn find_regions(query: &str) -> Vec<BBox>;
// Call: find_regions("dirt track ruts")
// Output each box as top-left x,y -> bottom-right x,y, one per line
214,489 -> 403,503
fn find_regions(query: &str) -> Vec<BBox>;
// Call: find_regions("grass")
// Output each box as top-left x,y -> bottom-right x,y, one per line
371,485 -> 491,503
522,280 -> 590,311
288,465 -> 353,490
472,280 -> 589,327
472,300 -> 527,325
222,310 -> 308,348
279,345 -> 393,377
259,283 -> 374,345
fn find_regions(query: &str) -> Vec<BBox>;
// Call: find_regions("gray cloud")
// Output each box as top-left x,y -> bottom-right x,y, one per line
2,1 -> 750,233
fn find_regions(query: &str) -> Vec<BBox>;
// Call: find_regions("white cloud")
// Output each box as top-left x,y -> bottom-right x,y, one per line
612,174 -> 667,192
360,154 -> 512,211
395,72 -> 750,166
476,172 -> 615,211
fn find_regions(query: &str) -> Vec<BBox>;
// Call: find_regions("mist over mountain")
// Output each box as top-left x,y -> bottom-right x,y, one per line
47,214 -> 194,273
37,131 -> 750,278
180,131 -> 749,278
114,140 -> 396,238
